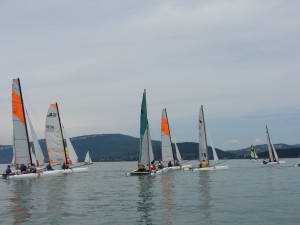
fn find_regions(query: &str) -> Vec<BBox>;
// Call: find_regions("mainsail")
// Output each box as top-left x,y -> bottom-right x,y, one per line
199,105 -> 209,165
161,108 -> 174,163
139,89 -> 154,167
12,78 -> 32,165
266,125 -> 275,162
45,103 -> 67,164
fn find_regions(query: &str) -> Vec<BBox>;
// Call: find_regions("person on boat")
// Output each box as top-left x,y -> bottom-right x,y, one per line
65,163 -> 71,169
158,161 -> 164,169
4,165 -> 14,175
62,162 -> 66,169
199,160 -> 208,168
175,160 -> 180,166
151,161 -> 157,171
168,161 -> 173,167
46,163 -> 53,171
29,164 -> 37,173
20,164 -> 27,174
138,163 -> 145,172
263,160 -> 268,164
15,163 -> 20,170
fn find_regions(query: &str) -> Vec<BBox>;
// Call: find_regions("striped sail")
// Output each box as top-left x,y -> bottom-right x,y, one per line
266,125 -> 274,162
63,126 -> 78,164
139,90 -> 154,167
27,111 -> 45,166
12,79 -> 30,165
199,105 -> 209,165
45,103 -> 65,164
161,108 -> 174,163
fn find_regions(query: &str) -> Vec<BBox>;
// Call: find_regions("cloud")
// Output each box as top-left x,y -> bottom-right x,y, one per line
225,139 -> 241,145
255,138 -> 262,144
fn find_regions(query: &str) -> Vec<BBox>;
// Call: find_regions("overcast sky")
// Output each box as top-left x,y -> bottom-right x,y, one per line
1,0 -> 300,150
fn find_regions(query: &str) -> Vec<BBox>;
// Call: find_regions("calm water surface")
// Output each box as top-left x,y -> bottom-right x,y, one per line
0,159 -> 300,225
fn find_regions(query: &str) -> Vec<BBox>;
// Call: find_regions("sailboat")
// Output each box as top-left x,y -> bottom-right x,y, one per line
84,151 -> 93,165
45,103 -> 88,173
3,78 -> 62,179
161,108 -> 191,170
126,90 -> 167,176
191,105 -> 229,171
63,125 -> 79,165
262,125 -> 285,165
250,145 -> 258,161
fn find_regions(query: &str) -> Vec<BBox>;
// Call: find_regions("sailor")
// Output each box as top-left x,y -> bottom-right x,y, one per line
20,164 -> 27,174
175,160 -> 180,166
4,165 -> 13,175
138,164 -> 145,172
29,164 -> 37,173
158,161 -> 163,169
199,159 -> 208,168
62,162 -> 66,169
168,161 -> 173,167
46,163 -> 53,171
151,161 -> 157,171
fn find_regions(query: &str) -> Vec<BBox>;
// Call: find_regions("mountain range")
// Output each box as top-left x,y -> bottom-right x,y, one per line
1,134 -> 300,164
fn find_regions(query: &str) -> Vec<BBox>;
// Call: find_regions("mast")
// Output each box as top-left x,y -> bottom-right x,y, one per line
56,102 -> 68,163
17,78 -> 33,165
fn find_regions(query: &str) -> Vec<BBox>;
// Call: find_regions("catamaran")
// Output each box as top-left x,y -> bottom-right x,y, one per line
250,145 -> 258,161
126,90 -> 167,176
45,103 -> 88,173
2,78 -> 62,179
191,105 -> 229,171
262,125 -> 285,165
161,108 -> 191,170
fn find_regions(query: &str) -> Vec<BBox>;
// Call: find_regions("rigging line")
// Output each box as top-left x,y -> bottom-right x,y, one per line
22,91 -> 45,135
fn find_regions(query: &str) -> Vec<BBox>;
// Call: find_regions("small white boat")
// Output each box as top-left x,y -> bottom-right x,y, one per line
190,105 -> 229,171
262,126 -> 285,165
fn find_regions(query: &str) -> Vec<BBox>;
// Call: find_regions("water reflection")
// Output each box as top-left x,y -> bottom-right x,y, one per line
198,172 -> 212,225
136,176 -> 154,225
10,180 -> 33,224
161,174 -> 174,225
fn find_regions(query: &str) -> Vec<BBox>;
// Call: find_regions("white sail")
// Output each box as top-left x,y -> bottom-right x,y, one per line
271,142 -> 279,162
161,108 -> 174,163
199,105 -> 209,164
63,126 -> 78,165
139,90 -> 154,167
26,111 -> 45,166
208,135 -> 219,162
12,79 -> 31,165
45,103 -> 65,164
174,141 -> 182,162
84,151 -> 92,164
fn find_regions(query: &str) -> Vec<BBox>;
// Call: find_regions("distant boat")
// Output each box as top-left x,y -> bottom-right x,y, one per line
161,108 -> 191,170
126,90 -> 167,176
3,78 -> 62,179
191,105 -> 228,171
45,103 -> 88,173
63,125 -> 79,165
250,145 -> 258,161
262,125 -> 285,165
84,151 -> 93,165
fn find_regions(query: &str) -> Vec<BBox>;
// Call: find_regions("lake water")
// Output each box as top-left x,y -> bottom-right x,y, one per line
0,159 -> 299,225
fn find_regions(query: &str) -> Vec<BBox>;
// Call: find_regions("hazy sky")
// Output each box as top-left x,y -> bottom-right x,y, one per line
1,0 -> 300,150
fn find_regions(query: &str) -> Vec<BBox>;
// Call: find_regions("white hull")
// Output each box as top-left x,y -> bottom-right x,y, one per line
186,165 -> 229,171
293,164 -> 300,167
168,165 -> 192,170
39,170 -> 63,177
61,167 -> 89,174
149,167 -> 168,176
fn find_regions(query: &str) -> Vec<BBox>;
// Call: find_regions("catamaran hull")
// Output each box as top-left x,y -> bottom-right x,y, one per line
2,173 -> 38,180
61,167 -> 89,174
125,167 -> 169,176
168,165 -> 192,170
39,170 -> 63,177
186,165 -> 229,171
